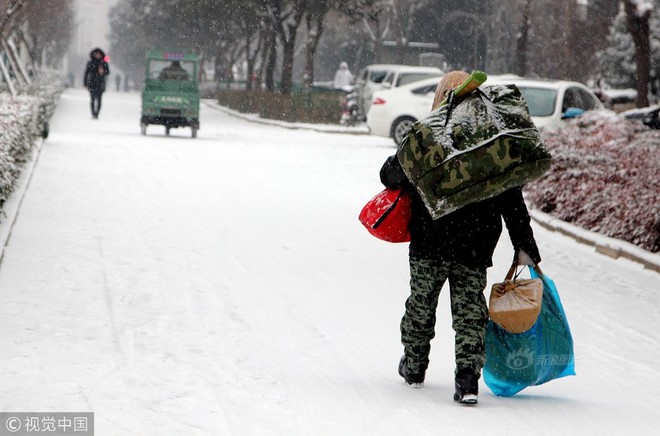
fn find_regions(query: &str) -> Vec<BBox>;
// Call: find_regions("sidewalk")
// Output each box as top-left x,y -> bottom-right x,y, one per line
0,139 -> 44,265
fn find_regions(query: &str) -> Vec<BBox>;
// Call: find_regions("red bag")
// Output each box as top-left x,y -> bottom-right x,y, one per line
359,188 -> 411,243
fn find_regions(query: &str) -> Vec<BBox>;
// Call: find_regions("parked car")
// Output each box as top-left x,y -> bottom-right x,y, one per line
485,76 -> 604,130
367,74 -> 606,145
593,88 -> 637,110
355,64 -> 400,120
622,105 -> 660,129
356,64 -> 443,120
366,76 -> 441,145
380,65 -> 444,90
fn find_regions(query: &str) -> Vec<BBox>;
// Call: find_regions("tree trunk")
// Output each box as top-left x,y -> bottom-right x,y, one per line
303,2 -> 329,88
275,0 -> 307,95
362,12 -> 389,64
241,12 -> 264,92
264,33 -> 277,92
214,49 -> 228,84
280,37 -> 296,94
262,1 -> 280,93
515,0 -> 531,76
303,30 -> 322,88
623,0 -> 651,107
245,30 -> 254,90
224,61 -> 234,84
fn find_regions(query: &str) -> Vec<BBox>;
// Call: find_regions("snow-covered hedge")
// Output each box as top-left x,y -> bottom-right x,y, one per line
0,74 -> 64,209
0,95 -> 39,204
525,112 -> 660,253
216,89 -> 345,124
18,73 -> 65,139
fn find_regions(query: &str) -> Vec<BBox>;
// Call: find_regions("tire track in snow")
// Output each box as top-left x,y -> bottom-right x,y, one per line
96,235 -> 125,361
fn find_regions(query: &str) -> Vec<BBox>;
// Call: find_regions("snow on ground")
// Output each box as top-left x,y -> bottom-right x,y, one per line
0,88 -> 659,435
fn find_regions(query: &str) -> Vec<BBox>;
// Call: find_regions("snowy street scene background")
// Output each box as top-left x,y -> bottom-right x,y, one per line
0,87 -> 657,435
0,0 -> 659,435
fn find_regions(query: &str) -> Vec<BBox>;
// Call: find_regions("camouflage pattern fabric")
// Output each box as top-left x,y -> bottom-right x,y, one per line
401,257 -> 488,375
397,84 -> 551,220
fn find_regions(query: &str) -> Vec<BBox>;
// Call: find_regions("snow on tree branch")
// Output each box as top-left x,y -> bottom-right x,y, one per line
629,0 -> 653,18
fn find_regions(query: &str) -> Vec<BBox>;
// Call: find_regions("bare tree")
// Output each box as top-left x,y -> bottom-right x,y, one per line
623,0 -> 652,107
514,0 -> 532,76
267,0 -> 308,95
0,0 -> 73,69
260,18 -> 278,91
25,0 -> 74,68
303,0 -> 333,87
259,0 -> 285,91
0,0 -> 27,38
234,1 -> 266,90
339,0 -> 395,63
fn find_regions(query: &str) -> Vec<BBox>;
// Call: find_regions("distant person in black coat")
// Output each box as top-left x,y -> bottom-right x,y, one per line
83,48 -> 110,119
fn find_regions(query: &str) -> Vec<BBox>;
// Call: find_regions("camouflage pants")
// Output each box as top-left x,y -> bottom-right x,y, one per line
401,257 -> 488,375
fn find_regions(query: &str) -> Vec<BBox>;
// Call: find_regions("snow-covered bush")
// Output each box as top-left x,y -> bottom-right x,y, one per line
18,73 -> 66,138
0,94 -> 40,204
216,89 -> 345,124
0,73 -> 64,210
525,112 -> 660,253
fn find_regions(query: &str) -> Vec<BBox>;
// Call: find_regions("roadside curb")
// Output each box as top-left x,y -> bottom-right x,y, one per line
530,208 -> 660,273
202,100 -> 370,135
0,138 -> 45,265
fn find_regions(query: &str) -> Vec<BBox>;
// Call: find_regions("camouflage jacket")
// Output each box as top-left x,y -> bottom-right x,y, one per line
380,155 -> 541,268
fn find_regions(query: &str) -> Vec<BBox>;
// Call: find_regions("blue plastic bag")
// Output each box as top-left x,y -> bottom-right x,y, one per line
484,267 -> 575,397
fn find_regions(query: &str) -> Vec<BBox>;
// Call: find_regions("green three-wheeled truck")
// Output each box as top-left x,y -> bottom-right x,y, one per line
141,50 -> 200,138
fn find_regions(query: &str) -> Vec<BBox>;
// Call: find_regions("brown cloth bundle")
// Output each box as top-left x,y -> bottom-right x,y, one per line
489,265 -> 543,333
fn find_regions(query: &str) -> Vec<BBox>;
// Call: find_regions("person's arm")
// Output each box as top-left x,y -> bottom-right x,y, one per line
500,186 -> 542,266
380,154 -> 409,189
83,64 -> 89,87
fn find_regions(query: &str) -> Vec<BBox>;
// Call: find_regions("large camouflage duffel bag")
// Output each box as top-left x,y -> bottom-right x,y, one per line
397,84 -> 551,220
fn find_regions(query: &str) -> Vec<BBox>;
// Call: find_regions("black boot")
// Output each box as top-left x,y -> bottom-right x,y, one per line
398,355 -> 425,388
454,368 -> 479,404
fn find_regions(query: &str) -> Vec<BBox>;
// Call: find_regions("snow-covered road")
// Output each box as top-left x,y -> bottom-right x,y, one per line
0,88 -> 659,435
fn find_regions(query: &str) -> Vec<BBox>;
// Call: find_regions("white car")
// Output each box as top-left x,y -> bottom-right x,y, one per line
355,64 -> 403,119
484,76 -> 604,130
367,75 -> 605,145
357,64 -> 443,119
380,65 -> 444,90
366,77 -> 441,145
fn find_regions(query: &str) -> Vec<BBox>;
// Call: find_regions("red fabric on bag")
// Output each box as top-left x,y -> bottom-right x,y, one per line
359,188 -> 411,243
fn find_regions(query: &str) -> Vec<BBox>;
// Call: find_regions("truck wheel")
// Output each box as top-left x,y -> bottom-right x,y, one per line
140,123 -> 147,136
165,126 -> 171,136
191,127 -> 197,138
